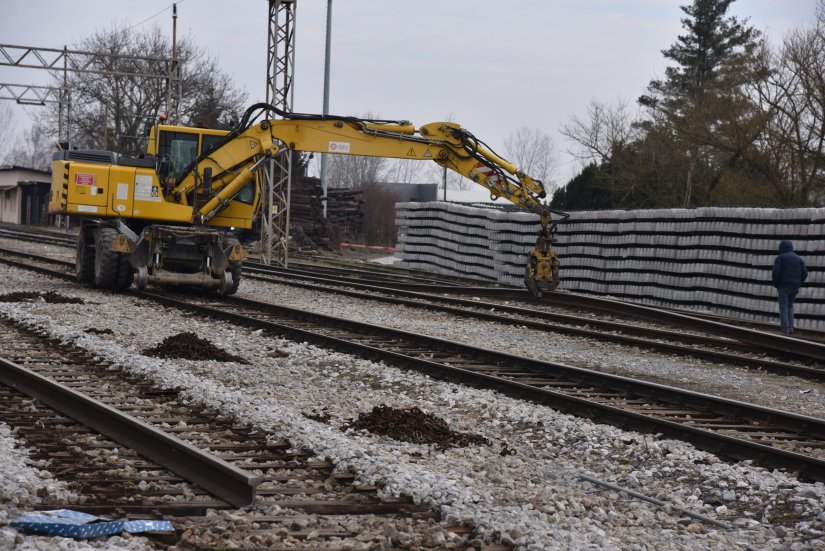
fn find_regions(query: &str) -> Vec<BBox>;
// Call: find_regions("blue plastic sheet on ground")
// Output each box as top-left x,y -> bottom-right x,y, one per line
11,509 -> 173,538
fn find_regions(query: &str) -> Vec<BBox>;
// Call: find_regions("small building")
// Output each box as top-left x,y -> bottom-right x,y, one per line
0,165 -> 52,225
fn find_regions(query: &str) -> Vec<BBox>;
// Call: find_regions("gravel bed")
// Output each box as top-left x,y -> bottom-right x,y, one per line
236,278 -> 825,420
1,264 -> 825,549
0,237 -> 74,262
4,236 -> 813,407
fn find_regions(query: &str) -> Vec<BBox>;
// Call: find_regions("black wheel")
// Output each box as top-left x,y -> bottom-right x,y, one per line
75,227 -> 95,283
222,237 -> 242,295
114,254 -> 134,290
93,228 -> 133,290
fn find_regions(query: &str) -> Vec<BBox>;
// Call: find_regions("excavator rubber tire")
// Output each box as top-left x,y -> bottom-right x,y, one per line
93,228 -> 133,290
75,227 -> 95,283
222,237 -> 242,295
114,252 -> 135,290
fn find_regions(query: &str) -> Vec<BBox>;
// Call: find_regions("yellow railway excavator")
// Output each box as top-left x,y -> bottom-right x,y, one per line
50,103 -> 568,296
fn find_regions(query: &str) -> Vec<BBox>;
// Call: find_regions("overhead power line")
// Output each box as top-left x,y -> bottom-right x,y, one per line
129,0 -> 186,30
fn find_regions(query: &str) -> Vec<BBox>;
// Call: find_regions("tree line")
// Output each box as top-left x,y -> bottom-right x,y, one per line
3,0 -> 814,212
552,0 -> 825,210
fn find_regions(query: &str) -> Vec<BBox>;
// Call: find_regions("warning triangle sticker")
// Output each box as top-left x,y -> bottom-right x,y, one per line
407,147 -> 416,157
423,149 -> 432,158
249,140 -> 257,150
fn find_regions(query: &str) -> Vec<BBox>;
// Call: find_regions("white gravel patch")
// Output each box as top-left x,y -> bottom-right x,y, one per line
235,278 -> 825,420
6,237 -> 823,419
1,264 -> 825,549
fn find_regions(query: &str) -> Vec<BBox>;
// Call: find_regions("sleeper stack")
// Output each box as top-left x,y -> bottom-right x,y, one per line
395,203 -> 825,330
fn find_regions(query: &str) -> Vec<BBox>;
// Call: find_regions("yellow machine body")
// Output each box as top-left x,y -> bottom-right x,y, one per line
49,103 -> 565,295
50,125 -> 261,229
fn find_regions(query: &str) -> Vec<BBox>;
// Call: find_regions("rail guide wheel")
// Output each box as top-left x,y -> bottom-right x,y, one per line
137,266 -> 149,291
218,271 -> 233,296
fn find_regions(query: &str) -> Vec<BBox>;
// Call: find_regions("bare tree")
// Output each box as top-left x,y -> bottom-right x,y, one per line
747,2 -> 825,205
34,24 -> 247,156
326,153 -> 387,189
504,126 -> 557,189
360,182 -> 401,246
425,163 -> 472,192
6,113 -> 52,171
561,98 -> 637,163
384,158 -> 426,184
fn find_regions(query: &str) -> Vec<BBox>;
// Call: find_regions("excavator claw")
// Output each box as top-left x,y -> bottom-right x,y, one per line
524,211 -> 561,298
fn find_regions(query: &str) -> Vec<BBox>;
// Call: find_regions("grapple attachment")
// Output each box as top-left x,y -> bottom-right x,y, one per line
524,211 -> 561,297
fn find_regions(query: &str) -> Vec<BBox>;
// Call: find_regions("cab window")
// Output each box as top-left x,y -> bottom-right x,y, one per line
158,131 -> 198,182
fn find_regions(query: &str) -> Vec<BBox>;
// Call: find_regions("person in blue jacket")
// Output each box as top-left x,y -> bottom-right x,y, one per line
772,240 -> 807,334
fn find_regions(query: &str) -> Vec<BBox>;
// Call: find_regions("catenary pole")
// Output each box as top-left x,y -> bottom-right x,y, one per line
320,0 -> 332,218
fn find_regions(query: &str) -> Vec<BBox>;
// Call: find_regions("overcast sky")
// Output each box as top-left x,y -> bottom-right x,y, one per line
0,0 -> 816,184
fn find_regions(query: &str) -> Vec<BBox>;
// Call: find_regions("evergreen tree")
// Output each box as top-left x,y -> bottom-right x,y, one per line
550,164 -> 613,211
642,0 -> 758,108
639,0 -> 762,207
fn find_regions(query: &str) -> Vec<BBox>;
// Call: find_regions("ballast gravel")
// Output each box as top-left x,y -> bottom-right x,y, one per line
0,257 -> 823,548
0,422 -> 153,551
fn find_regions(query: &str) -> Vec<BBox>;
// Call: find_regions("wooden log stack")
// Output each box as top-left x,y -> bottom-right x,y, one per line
289,177 -> 364,250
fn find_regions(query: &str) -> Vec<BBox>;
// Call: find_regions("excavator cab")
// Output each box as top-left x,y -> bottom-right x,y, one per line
145,124 -> 262,229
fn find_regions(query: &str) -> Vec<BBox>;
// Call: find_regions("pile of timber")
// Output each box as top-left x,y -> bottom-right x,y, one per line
289,177 -> 364,250
327,187 -> 364,237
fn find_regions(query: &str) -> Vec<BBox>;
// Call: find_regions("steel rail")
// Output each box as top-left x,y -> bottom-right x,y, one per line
138,291 -> 825,482
290,256 -> 498,287
0,228 -> 76,247
537,291 -> 825,362
242,262 -> 825,372
243,260 -> 825,360
0,356 -> 261,507
2,247 -> 824,379
269,260 -> 496,288
246,262 -> 481,289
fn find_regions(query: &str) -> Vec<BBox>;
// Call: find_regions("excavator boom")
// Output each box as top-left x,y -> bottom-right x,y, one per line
50,103 -> 566,295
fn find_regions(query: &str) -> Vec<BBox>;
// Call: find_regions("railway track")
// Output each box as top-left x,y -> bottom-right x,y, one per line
242,262 -> 825,374
131,289 -> 825,482
0,315 -> 495,549
4,237 -> 825,482
3,242 -> 823,381
0,225 -> 76,248
256,258 -> 825,351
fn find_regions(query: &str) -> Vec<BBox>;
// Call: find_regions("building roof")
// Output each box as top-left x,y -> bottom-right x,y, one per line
0,165 -> 50,175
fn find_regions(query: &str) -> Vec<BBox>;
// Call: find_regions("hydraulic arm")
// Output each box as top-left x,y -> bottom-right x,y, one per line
50,103 -> 567,295
174,103 -> 568,294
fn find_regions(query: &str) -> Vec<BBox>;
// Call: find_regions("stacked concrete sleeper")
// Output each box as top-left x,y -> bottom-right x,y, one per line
395,202 -> 825,330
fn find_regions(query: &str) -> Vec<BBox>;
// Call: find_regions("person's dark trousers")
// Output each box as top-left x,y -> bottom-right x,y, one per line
778,288 -> 798,334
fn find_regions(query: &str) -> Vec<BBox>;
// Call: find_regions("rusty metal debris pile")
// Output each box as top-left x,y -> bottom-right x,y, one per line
343,405 -> 489,450
142,332 -> 248,363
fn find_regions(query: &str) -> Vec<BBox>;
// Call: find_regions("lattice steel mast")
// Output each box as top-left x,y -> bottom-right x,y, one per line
260,0 -> 296,267
0,43 -> 181,147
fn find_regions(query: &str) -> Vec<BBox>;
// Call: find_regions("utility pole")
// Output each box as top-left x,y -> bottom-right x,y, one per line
170,3 -> 178,123
442,166 -> 447,201
320,0 -> 332,218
